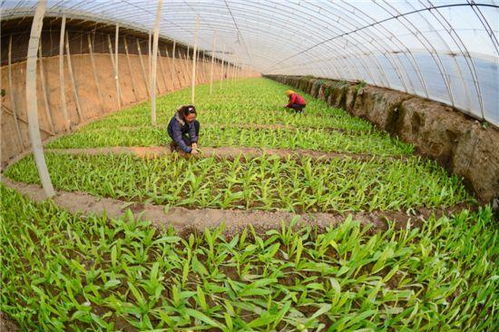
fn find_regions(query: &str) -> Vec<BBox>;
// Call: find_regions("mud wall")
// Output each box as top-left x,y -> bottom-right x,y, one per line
266,75 -> 499,205
1,54 -> 258,168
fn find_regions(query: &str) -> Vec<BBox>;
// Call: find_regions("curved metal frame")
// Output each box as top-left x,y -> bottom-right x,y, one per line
1,0 -> 497,124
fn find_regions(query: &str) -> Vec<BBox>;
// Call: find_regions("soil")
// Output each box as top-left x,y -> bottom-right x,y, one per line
0,312 -> 19,332
46,146 -> 408,162
2,177 -> 470,238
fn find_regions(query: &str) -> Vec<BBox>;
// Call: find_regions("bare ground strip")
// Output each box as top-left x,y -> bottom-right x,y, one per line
2,177 -> 469,238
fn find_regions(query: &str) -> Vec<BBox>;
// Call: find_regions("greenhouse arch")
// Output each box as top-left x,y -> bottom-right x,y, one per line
1,0 -> 498,330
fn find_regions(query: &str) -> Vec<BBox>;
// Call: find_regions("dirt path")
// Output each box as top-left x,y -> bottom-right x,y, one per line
45,146 -> 409,162
2,177 -> 468,237
0,312 -> 18,332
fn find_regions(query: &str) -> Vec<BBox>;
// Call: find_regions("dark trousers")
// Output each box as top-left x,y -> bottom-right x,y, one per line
170,120 -> 200,150
288,103 -> 306,113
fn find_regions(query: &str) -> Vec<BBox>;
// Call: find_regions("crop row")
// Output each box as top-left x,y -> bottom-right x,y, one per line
46,126 -> 414,155
6,153 -> 472,212
84,106 -> 373,132
1,185 -> 496,330
77,78 -> 374,132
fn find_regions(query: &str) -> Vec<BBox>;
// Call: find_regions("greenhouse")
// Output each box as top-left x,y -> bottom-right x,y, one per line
0,0 -> 498,330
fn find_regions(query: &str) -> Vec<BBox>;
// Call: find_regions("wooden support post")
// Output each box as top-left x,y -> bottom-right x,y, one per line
107,34 -> 121,109
232,58 -> 236,82
164,48 -> 176,90
2,104 -> 54,136
220,44 -> 226,88
191,17 -> 199,104
38,43 -> 55,132
171,41 -> 177,89
183,49 -> 190,86
59,15 -> 70,130
88,34 -> 106,109
26,0 -> 55,197
197,49 -> 203,84
204,52 -> 209,81
209,33 -> 216,94
181,46 -> 189,86
123,37 -> 138,101
150,0 -> 163,126
114,27 -> 123,106
179,49 -> 189,87
237,58 -> 241,79
136,38 -> 150,96
229,58 -> 233,81
8,34 -> 25,150
157,47 -> 168,92
147,30 -> 159,94
114,24 -> 122,107
183,50 -> 191,86
148,30 -> 152,88
198,50 -> 203,84
233,62 -> 237,80
65,32 -> 83,122
215,57 -> 220,85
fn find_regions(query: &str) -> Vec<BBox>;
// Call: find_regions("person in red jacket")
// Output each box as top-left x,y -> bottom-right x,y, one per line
283,90 -> 306,113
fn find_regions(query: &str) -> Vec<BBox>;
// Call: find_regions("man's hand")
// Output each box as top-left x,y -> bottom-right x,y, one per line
191,149 -> 199,155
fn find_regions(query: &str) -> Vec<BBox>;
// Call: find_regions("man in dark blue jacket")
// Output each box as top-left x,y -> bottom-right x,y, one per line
167,105 -> 200,154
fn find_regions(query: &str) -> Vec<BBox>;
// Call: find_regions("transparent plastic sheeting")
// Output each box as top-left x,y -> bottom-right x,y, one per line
1,0 -> 498,125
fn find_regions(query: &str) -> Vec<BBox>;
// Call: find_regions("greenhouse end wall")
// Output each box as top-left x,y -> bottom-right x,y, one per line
266,75 -> 499,206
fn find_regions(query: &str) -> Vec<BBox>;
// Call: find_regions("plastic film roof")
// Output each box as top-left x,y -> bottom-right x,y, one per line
1,0 -> 498,125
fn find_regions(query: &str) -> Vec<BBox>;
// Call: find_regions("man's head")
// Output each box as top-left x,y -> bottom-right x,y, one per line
285,90 -> 295,96
178,105 -> 197,123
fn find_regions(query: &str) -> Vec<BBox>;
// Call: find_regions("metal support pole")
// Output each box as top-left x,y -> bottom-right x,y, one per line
220,44 -> 226,88
150,0 -> 163,126
157,47 -> 168,91
123,37 -> 138,102
200,49 -> 205,83
191,17 -> 199,104
182,46 -> 190,86
165,47 -> 176,90
171,41 -> 177,89
59,15 -> 70,130
65,32 -> 83,122
148,30 -> 159,94
107,34 -> 120,109
8,34 -> 24,150
136,39 -> 150,96
38,43 -> 55,132
26,0 -> 55,197
114,24 -> 122,108
209,33 -> 216,94
88,34 -> 105,111
180,49 -> 189,87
